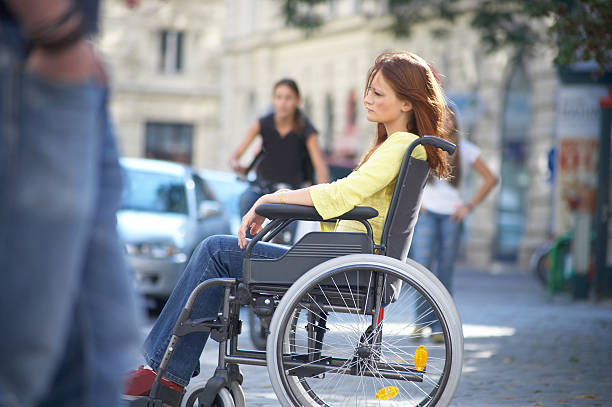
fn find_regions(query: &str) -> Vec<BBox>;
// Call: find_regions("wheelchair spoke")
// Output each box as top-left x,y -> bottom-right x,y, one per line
309,358 -> 356,397
343,272 -> 361,319
376,339 -> 445,389
304,292 -> 360,346
330,277 -> 368,331
304,292 -> 360,336
315,283 -> 365,336
362,353 -> 418,406
368,350 -> 430,398
268,259 -> 462,407
360,272 -> 374,320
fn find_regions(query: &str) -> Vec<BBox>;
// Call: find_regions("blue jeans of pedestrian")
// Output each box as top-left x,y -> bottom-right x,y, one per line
143,235 -> 289,386
409,210 -> 463,331
0,29 -> 141,407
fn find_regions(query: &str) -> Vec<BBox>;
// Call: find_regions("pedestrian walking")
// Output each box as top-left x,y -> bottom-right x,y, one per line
409,106 -> 498,343
0,1 -> 141,406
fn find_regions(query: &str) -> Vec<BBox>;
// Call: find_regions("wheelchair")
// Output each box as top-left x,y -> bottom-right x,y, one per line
130,136 -> 464,407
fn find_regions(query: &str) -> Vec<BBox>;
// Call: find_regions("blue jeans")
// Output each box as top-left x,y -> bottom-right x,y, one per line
143,235 -> 288,386
0,30 -> 141,407
408,210 -> 463,329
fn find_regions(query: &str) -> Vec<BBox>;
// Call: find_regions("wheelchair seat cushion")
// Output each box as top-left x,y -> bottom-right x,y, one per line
255,203 -> 378,222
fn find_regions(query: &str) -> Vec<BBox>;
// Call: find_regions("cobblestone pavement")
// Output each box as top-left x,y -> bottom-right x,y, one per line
450,266 -> 612,407
142,265 -> 612,406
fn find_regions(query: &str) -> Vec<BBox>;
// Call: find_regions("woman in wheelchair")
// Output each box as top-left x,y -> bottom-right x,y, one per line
125,51 -> 463,407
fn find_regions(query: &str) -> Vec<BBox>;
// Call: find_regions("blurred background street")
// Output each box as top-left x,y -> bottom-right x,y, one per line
104,0 -> 611,404
100,0 -> 611,283
2,0 -> 610,405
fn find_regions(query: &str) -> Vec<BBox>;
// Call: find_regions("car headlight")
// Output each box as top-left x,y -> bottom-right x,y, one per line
125,243 -> 187,261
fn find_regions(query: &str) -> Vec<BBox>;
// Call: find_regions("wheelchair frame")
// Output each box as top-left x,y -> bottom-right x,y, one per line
130,136 -> 462,407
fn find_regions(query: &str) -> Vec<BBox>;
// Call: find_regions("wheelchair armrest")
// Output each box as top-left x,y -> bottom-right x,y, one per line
255,203 -> 378,222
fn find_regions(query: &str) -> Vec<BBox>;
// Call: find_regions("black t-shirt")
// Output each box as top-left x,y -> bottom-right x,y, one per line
256,111 -> 317,189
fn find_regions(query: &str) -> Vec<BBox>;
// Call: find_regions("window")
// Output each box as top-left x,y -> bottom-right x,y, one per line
159,30 -> 184,74
328,0 -> 337,17
354,0 -> 362,13
145,122 -> 194,164
193,175 -> 216,205
120,169 -> 188,214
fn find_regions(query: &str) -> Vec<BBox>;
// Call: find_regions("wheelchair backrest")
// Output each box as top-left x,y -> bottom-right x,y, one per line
380,140 -> 431,262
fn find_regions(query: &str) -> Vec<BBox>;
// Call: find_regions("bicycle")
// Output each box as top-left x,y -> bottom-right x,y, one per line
530,234 -> 572,290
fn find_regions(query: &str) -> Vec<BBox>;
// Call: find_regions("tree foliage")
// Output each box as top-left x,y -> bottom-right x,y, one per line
279,0 -> 612,70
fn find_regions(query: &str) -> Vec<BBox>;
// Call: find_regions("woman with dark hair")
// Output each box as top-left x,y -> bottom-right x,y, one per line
229,78 -> 330,238
410,106 -> 498,343
124,51 -> 450,403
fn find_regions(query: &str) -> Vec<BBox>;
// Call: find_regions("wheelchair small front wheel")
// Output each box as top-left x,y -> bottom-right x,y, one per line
267,254 -> 463,407
230,381 -> 246,407
181,383 -> 242,407
212,387 -> 235,407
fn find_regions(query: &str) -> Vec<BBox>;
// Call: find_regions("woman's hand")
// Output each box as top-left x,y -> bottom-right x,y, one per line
27,40 -> 105,85
230,162 -> 248,177
451,204 -> 471,222
238,195 -> 270,249
237,188 -> 314,248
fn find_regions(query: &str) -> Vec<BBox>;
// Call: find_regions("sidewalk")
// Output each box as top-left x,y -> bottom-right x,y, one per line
451,265 -> 612,406
166,265 -> 612,406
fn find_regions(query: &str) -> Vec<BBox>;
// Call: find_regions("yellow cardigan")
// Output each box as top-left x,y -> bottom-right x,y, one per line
309,131 -> 427,244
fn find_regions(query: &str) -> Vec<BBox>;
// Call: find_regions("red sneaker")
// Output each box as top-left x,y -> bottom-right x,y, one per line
124,366 -> 185,406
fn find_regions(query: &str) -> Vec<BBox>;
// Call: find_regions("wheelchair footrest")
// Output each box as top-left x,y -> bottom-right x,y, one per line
174,316 -> 241,343
175,316 -> 223,337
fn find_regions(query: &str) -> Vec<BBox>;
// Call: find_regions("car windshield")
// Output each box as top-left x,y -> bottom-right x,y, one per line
204,178 -> 238,202
202,176 -> 246,217
121,168 -> 188,214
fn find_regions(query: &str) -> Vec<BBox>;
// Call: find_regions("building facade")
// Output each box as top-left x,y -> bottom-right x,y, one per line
101,0 -> 564,268
100,0 -> 225,168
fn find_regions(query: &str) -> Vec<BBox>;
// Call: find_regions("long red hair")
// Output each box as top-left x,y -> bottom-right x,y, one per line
357,51 -> 450,178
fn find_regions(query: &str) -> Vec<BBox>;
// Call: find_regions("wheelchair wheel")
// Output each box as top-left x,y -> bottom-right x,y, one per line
213,387 -> 235,407
267,254 -> 463,407
230,382 -> 246,407
181,383 -> 243,407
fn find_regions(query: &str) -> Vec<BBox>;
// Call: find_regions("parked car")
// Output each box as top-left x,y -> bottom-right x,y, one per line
118,158 -> 231,307
199,168 -> 248,235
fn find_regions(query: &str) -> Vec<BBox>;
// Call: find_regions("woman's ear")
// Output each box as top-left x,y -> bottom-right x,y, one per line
401,100 -> 413,112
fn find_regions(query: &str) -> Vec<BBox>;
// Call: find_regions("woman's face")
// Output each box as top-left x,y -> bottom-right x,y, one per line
364,71 -> 410,126
273,84 -> 300,119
